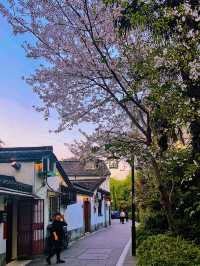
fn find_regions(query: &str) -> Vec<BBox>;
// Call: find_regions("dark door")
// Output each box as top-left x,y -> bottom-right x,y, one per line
17,199 -> 44,258
17,200 -> 33,259
6,199 -> 13,263
83,200 -> 91,232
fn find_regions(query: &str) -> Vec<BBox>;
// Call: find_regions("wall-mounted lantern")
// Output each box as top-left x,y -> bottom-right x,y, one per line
11,161 -> 21,170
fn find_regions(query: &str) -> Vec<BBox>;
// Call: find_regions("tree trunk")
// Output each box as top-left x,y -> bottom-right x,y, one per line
190,119 -> 200,159
151,157 -> 176,232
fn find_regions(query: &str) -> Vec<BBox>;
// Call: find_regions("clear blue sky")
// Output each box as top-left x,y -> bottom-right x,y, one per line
0,14 -> 92,159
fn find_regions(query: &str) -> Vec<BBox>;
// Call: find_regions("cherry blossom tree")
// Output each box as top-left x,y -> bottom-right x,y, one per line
1,0 -> 197,231
0,0 -> 151,142
108,0 -> 200,232
113,0 -> 200,154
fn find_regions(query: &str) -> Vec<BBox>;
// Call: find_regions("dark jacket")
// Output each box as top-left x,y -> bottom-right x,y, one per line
50,220 -> 67,242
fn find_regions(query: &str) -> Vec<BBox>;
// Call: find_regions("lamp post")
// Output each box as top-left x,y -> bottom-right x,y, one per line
130,155 -> 136,256
105,143 -> 136,255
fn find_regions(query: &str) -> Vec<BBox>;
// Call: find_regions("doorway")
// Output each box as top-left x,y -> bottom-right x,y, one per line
83,200 -> 91,233
6,199 -> 13,263
17,199 -> 44,259
17,200 -> 33,259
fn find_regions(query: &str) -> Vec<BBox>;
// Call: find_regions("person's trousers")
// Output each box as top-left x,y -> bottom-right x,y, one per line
47,240 -> 62,261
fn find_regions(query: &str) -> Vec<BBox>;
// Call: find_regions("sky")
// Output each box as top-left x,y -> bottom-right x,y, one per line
0,14 -> 93,159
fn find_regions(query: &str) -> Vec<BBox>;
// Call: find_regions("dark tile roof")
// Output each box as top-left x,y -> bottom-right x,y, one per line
71,178 -> 106,192
98,188 -> 111,196
60,159 -> 110,177
0,147 -> 104,196
72,184 -> 94,196
0,146 -> 74,189
0,146 -> 56,162
56,161 -> 73,188
0,175 -> 33,193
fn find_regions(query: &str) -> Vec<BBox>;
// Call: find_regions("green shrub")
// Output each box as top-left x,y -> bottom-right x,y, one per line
136,226 -> 153,247
137,234 -> 200,266
143,212 -> 168,233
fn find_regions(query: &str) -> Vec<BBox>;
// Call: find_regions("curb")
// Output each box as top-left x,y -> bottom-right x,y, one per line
116,238 -> 132,266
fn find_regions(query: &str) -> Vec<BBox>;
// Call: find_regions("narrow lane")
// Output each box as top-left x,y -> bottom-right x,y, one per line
28,220 -> 131,266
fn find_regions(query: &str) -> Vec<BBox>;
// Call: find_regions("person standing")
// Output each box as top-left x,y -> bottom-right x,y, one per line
120,210 -> 125,224
46,212 -> 67,265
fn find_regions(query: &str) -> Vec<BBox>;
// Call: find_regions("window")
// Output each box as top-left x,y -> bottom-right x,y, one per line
43,157 -> 48,173
108,160 -> 118,169
49,196 -> 60,220
49,158 -> 54,172
98,200 -> 102,216
60,187 -> 77,206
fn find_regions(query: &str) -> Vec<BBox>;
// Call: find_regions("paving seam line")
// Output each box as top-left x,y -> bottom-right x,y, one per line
116,238 -> 131,266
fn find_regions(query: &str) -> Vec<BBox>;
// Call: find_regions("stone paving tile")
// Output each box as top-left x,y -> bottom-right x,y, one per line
83,248 -> 112,254
62,247 -> 87,258
28,220 -> 131,266
7,260 -> 31,266
123,247 -> 136,266
105,249 -> 122,266
86,261 -> 107,266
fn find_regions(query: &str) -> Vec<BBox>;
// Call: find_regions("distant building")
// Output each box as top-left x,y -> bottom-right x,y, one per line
60,159 -> 111,233
107,159 -> 131,180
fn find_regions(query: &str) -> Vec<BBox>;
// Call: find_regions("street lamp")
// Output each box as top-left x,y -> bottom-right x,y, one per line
105,143 -> 136,256
130,156 -> 136,257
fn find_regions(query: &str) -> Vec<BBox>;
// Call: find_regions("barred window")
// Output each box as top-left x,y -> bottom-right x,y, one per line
49,196 -> 60,221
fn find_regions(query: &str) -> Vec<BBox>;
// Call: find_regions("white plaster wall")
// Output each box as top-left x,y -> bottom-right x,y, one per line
63,196 -> 84,231
0,197 -> 6,255
41,175 -> 72,236
100,178 -> 110,192
91,199 -> 99,225
0,162 -> 35,186
91,198 -> 109,226
47,176 -> 60,192
35,184 -> 49,237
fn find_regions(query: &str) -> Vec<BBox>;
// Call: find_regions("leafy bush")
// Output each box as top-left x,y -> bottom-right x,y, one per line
136,226 -> 153,247
143,212 -> 168,233
137,234 -> 200,266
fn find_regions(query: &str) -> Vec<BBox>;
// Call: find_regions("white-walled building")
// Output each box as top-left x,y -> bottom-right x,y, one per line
60,159 -> 111,235
0,148 -> 112,266
0,146 -> 75,266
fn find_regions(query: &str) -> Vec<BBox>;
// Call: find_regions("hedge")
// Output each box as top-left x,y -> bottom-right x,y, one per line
137,234 -> 200,266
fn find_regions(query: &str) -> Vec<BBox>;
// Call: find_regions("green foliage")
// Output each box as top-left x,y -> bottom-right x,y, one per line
143,212 -> 168,233
137,234 -> 200,266
158,148 -> 200,242
136,145 -> 200,241
110,175 -> 132,212
136,226 -> 154,248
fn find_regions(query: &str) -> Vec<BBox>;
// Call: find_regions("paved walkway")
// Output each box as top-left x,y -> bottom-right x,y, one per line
28,220 -> 132,266
123,247 -> 136,266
